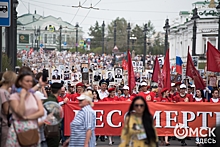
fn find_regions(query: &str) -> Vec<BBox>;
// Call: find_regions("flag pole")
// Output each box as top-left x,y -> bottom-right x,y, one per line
206,71 -> 209,100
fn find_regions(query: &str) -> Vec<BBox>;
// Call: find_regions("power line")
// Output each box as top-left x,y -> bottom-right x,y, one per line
20,0 -> 29,12
21,1 -> 171,25
23,0 -> 177,14
70,0 -> 87,23
93,0 -> 101,7
80,9 -> 91,25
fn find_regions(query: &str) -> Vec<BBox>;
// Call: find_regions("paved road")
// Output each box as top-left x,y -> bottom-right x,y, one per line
95,137 -> 199,147
59,137 -> 202,147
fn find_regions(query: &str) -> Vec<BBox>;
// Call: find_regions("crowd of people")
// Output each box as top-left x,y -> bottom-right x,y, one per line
0,50 -> 219,147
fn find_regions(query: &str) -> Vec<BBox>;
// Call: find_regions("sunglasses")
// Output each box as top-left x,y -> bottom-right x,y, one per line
134,104 -> 144,108
79,99 -> 84,102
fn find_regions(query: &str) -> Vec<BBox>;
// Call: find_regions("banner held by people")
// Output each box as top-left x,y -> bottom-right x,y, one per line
64,102 -> 220,137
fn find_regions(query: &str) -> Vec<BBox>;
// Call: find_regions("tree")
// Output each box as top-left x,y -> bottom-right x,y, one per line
149,33 -> 164,55
131,21 -> 156,54
88,21 -> 102,49
106,17 -> 128,53
2,54 -> 12,71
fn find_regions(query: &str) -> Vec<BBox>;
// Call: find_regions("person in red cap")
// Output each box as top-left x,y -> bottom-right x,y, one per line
102,88 -> 119,101
173,84 -> 193,102
157,88 -> 171,102
102,87 -> 118,145
137,82 -> 153,102
175,82 -> 181,94
210,89 -> 220,103
155,88 -> 171,146
70,82 -> 84,101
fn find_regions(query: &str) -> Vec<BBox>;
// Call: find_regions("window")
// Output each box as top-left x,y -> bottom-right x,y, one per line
44,34 -> 47,43
53,34 -> 56,44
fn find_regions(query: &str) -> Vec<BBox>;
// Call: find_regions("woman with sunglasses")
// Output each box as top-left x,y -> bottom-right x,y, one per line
63,91 -> 96,147
119,96 -> 158,147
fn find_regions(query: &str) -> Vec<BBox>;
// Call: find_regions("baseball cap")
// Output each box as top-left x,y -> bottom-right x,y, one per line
180,84 -> 187,89
77,94 -> 92,102
122,85 -> 129,90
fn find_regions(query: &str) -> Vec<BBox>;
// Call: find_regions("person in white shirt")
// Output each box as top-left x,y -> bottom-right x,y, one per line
97,80 -> 109,100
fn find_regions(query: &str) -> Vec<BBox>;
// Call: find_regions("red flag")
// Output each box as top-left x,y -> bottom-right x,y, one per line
162,49 -> 171,90
122,59 -> 128,70
186,48 -> 205,90
207,42 -> 220,72
127,50 -> 135,94
152,56 -> 160,83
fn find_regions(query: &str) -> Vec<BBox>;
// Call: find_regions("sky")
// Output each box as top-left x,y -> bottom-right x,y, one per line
17,0 -> 198,37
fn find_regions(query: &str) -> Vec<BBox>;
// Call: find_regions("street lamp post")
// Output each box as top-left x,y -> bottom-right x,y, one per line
143,24 -> 148,68
216,2 -> 220,50
12,0 -> 18,71
130,34 -> 137,51
34,27 -> 40,51
127,22 -> 131,50
163,18 -> 170,55
0,27 -> 2,71
59,25 -> 62,52
75,23 -> 79,53
114,21 -> 116,47
102,21 -> 105,54
191,7 -> 200,56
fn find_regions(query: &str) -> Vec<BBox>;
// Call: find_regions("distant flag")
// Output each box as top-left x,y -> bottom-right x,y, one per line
207,42 -> 220,72
122,59 -> 128,70
186,47 -> 205,90
162,49 -> 171,90
127,50 -> 135,94
176,48 -> 183,75
152,56 -> 160,83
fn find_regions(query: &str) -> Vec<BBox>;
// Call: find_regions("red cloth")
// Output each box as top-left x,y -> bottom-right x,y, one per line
120,95 -> 134,101
57,93 -> 71,102
173,93 -> 193,102
186,48 -> 205,90
207,42 -> 220,72
70,93 -> 81,101
127,50 -> 135,94
162,49 -> 171,90
102,96 -> 119,101
210,98 -> 220,103
158,97 -> 172,102
193,97 -> 207,102
122,59 -> 128,70
137,92 -> 154,101
152,56 -> 160,83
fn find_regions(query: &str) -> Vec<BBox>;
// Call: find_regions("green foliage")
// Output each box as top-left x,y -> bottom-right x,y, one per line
17,59 -> 22,67
88,21 -> 102,49
106,17 -> 128,52
149,33 -> 165,55
90,47 -> 102,54
2,54 -> 12,71
87,18 -> 163,55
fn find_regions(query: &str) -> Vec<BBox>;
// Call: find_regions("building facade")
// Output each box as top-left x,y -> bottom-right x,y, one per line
2,11 -> 83,51
169,0 -> 218,68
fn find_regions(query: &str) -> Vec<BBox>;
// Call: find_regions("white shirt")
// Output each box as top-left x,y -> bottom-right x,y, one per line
97,89 -> 109,100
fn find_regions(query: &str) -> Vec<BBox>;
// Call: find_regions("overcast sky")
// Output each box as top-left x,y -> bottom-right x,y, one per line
17,0 -> 197,37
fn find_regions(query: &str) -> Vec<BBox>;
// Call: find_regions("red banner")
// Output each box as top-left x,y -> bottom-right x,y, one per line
64,102 -> 220,136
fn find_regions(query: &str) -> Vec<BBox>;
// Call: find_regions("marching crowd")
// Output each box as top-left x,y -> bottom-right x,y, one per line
0,51 -> 218,147
0,66 -> 219,147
